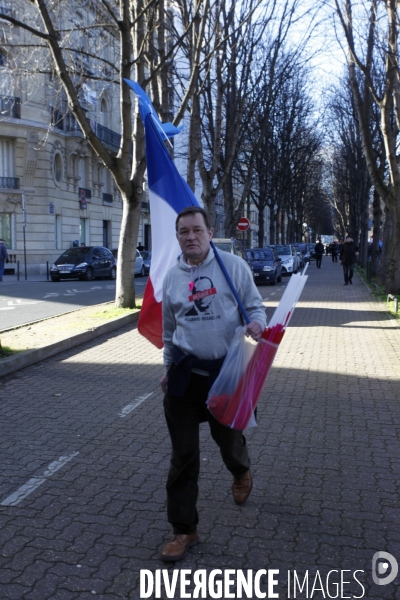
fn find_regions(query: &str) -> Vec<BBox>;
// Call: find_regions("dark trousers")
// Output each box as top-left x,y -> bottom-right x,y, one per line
331,253 -> 338,263
163,373 -> 250,534
316,255 -> 323,268
343,263 -> 353,283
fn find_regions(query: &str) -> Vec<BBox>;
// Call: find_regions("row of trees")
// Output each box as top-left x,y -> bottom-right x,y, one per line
332,0 -> 400,292
0,0 -> 324,305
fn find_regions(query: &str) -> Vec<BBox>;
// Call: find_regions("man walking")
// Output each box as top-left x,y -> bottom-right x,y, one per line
160,206 -> 266,562
331,241 -> 339,263
314,239 -> 324,268
340,235 -> 359,285
0,239 -> 9,282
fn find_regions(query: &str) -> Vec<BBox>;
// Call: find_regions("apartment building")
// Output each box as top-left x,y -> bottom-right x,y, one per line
0,1 -> 151,275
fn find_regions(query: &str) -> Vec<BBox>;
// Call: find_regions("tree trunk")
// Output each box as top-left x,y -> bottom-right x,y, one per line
371,188 -> 381,278
115,191 -> 141,307
258,209 -> 265,247
222,176 -> 235,237
378,205 -> 392,287
359,197 -> 369,267
385,205 -> 400,294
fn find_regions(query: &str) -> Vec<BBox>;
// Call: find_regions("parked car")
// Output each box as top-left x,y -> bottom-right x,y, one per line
293,242 -> 310,265
50,246 -> 117,281
111,248 -> 145,276
307,243 -> 316,261
246,248 -> 282,285
270,244 -> 300,275
141,250 -> 152,275
212,238 -> 253,276
291,243 -> 307,267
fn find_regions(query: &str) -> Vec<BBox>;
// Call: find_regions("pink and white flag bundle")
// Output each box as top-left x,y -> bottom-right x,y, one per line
207,265 -> 308,430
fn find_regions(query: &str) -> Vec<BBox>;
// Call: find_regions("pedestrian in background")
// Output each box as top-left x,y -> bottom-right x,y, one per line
0,239 -> 9,282
339,235 -> 359,285
331,241 -> 339,263
160,206 -> 266,562
315,239 -> 324,268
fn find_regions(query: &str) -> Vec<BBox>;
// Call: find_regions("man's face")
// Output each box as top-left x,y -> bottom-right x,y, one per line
176,213 -> 213,264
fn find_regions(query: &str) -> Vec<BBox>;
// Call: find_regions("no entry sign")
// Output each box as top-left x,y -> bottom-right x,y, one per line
237,217 -> 250,231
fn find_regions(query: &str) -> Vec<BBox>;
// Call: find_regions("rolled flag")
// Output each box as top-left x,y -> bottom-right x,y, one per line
124,80 -> 199,348
207,266 -> 308,430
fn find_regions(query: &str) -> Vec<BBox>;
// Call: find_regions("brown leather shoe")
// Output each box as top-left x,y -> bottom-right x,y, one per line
232,470 -> 252,505
160,533 -> 199,562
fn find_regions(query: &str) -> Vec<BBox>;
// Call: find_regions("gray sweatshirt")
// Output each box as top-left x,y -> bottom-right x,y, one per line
162,247 -> 267,370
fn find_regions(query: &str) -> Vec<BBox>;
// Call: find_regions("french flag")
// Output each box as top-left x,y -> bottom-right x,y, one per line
124,80 -> 199,348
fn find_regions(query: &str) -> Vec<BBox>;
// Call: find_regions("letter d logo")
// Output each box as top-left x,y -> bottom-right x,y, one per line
372,551 -> 398,586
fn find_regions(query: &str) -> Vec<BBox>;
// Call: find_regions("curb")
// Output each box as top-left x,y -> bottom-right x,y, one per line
0,311 -> 140,379
355,269 -> 400,330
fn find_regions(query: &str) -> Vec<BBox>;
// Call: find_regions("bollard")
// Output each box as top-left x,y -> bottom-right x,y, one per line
17,260 -> 20,281
46,261 -> 49,281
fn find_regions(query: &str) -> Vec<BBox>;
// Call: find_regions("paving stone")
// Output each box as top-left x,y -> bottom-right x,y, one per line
0,262 -> 400,598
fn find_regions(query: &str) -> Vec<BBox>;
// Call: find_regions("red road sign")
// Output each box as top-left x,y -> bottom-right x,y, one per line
237,217 -> 250,231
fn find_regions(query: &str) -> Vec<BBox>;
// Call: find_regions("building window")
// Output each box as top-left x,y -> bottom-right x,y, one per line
250,210 -> 258,224
0,138 -> 14,177
78,157 -> 87,188
99,98 -> 108,127
0,50 -> 7,67
53,152 -> 63,183
0,213 -> 11,247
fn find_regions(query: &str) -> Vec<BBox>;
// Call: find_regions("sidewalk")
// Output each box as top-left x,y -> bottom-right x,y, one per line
0,259 -> 399,600
2,273 -> 51,284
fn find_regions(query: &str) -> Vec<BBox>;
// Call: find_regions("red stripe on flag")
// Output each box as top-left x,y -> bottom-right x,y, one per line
138,278 -> 164,349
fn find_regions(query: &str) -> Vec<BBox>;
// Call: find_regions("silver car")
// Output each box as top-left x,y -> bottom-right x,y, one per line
270,244 -> 301,275
111,248 -> 145,276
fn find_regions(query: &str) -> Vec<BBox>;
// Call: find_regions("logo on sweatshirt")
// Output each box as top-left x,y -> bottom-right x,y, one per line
185,276 -> 217,318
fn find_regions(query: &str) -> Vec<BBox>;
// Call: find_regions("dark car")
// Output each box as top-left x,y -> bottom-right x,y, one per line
246,248 -> 282,285
212,238 -> 254,277
50,246 -> 116,281
141,250 -> 152,275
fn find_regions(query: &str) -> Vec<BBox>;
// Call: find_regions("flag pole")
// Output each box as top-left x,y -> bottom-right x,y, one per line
210,241 -> 250,325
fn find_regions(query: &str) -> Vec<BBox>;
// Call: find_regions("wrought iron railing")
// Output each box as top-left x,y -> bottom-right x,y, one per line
0,96 -> 21,118
50,107 -> 123,152
103,192 -> 113,203
0,177 -> 19,189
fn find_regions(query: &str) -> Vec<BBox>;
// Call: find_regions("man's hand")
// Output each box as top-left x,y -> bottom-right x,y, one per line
245,320 -> 263,341
160,374 -> 168,394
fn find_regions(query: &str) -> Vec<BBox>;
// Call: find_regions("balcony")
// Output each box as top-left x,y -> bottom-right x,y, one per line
94,123 -> 121,152
0,96 -> 21,119
50,107 -> 81,132
50,107 -> 123,152
103,192 -> 113,204
0,177 -> 19,189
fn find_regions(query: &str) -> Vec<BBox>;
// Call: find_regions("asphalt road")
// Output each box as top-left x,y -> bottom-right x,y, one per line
0,271 -> 291,332
0,276 -> 148,331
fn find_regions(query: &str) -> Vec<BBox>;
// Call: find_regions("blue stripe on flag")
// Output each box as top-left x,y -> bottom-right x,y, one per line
144,113 -> 199,214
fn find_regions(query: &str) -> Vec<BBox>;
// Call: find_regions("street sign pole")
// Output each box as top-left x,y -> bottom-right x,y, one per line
237,217 -> 250,248
22,194 -> 27,280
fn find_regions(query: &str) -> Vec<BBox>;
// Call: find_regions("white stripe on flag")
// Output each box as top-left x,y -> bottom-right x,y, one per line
149,190 -> 181,302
